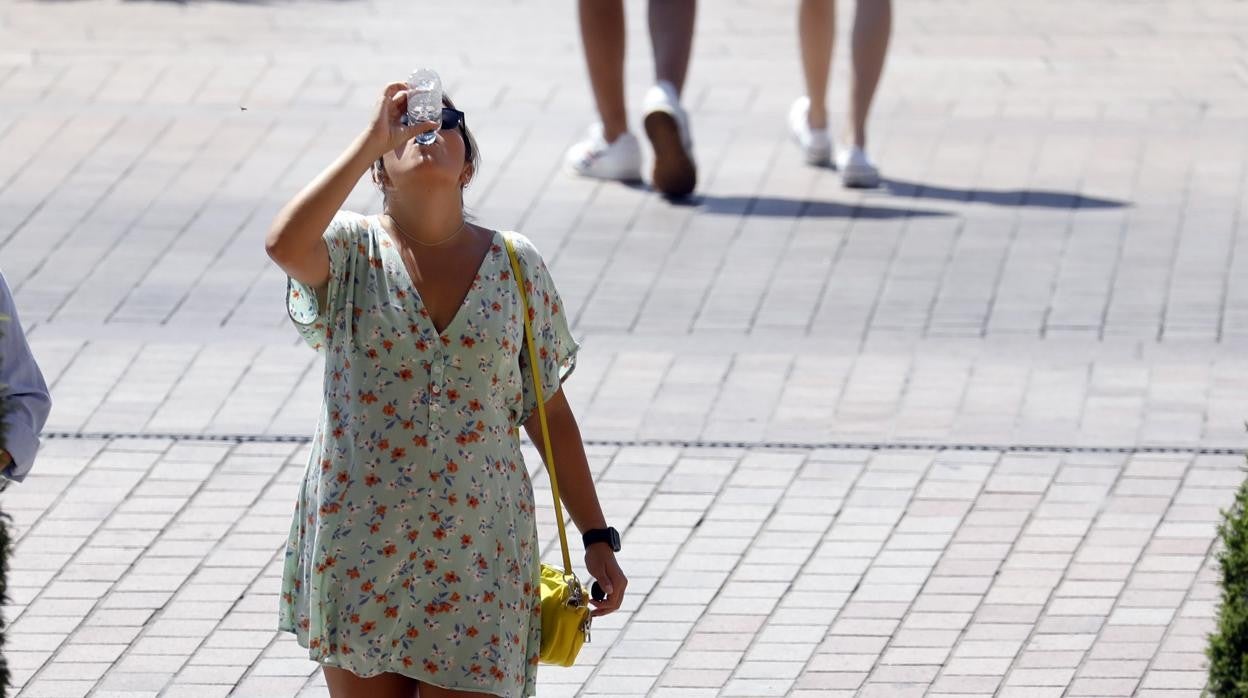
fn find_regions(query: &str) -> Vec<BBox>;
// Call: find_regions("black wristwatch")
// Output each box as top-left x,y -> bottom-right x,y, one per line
582,527 -> 621,552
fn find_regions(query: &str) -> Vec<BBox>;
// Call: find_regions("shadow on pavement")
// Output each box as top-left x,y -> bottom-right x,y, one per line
884,179 -> 1128,209
681,194 -> 951,220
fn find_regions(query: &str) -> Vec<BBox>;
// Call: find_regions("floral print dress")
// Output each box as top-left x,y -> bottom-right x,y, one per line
279,211 -> 578,698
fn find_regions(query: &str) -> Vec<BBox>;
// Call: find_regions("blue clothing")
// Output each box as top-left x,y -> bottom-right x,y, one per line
1,270 -> 52,483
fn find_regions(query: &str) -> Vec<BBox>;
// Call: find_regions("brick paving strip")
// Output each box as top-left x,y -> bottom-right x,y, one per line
4,435 -> 1235,697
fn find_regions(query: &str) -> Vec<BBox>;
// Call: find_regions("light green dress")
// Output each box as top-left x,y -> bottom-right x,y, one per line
278,211 -> 578,697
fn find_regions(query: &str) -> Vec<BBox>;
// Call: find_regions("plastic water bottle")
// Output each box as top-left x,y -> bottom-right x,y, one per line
405,68 -> 443,146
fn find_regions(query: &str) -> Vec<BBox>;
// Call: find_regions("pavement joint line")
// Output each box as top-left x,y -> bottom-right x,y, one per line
577,427 -> 775,694
1057,451 -> 1199,692
816,451 -> 953,690
40,431 -> 1245,455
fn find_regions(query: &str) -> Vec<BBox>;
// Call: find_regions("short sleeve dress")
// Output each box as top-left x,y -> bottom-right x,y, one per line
278,211 -> 578,698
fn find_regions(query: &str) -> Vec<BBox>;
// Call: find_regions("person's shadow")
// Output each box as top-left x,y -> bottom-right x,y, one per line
665,179 -> 1127,219
673,194 -> 950,220
882,179 -> 1127,210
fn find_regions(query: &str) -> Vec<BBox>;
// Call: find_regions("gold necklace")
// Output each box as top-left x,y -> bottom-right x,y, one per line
386,213 -> 468,247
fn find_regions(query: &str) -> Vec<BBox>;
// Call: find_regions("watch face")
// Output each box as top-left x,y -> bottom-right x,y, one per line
609,528 -> 621,551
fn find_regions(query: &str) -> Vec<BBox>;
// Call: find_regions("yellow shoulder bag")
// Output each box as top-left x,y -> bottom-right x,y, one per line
504,234 -> 591,667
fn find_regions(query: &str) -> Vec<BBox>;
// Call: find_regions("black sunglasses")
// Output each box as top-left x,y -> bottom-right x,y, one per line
402,108 -> 465,131
440,108 -> 465,131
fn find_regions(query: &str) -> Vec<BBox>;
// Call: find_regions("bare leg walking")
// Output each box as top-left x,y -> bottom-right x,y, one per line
847,0 -> 892,149
790,0 -> 892,187
578,0 -> 629,143
649,0 -> 697,95
799,0 -> 835,131
643,0 -> 698,197
566,0 -> 699,197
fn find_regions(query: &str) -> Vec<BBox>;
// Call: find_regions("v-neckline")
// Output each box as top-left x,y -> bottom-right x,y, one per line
372,217 -> 502,338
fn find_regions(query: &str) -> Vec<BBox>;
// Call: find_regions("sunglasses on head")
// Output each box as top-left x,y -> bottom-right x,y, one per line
403,108 -> 465,131
439,108 -> 465,131
399,108 -> 464,133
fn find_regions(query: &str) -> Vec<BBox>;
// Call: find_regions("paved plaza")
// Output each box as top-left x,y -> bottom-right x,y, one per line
4,0 -> 1248,695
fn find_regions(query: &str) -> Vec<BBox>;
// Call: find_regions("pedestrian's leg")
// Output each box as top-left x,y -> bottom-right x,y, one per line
643,0 -> 698,197
418,682 -> 501,698
648,0 -> 697,95
567,0 -> 643,182
799,0 -> 836,130
323,667 -> 419,698
578,0 -> 629,142
847,0 -> 891,148
788,0 -> 836,165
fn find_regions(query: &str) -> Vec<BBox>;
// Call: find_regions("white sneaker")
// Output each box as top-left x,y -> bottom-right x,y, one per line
642,80 -> 697,197
788,97 -> 832,165
835,145 -> 881,188
565,124 -> 643,182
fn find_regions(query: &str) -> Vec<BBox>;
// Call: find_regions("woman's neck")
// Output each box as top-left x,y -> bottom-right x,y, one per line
385,191 -> 465,246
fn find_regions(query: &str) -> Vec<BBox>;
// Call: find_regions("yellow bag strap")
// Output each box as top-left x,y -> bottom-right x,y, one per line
504,234 -> 575,576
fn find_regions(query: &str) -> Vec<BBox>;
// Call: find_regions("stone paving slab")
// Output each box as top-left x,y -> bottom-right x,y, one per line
2,3 -> 1248,344
3,0 -> 1248,696
23,333 -> 1248,451
2,440 -> 1236,697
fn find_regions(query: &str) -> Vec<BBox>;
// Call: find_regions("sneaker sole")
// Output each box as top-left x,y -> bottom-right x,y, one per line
644,111 -> 697,198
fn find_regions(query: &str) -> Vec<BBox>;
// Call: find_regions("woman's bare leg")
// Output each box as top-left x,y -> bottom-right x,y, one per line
578,0 -> 629,142
648,0 -> 697,95
799,0 -> 836,130
419,681 -> 505,697
323,666 -> 419,698
847,0 -> 892,147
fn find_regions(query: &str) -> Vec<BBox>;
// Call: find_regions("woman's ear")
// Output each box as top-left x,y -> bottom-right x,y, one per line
460,163 -> 475,189
373,160 -> 393,191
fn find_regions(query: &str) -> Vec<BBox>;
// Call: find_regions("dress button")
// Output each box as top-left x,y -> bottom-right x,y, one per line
432,385 -> 441,394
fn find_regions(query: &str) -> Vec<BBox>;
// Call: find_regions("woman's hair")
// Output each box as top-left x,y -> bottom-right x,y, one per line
372,93 -> 480,195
